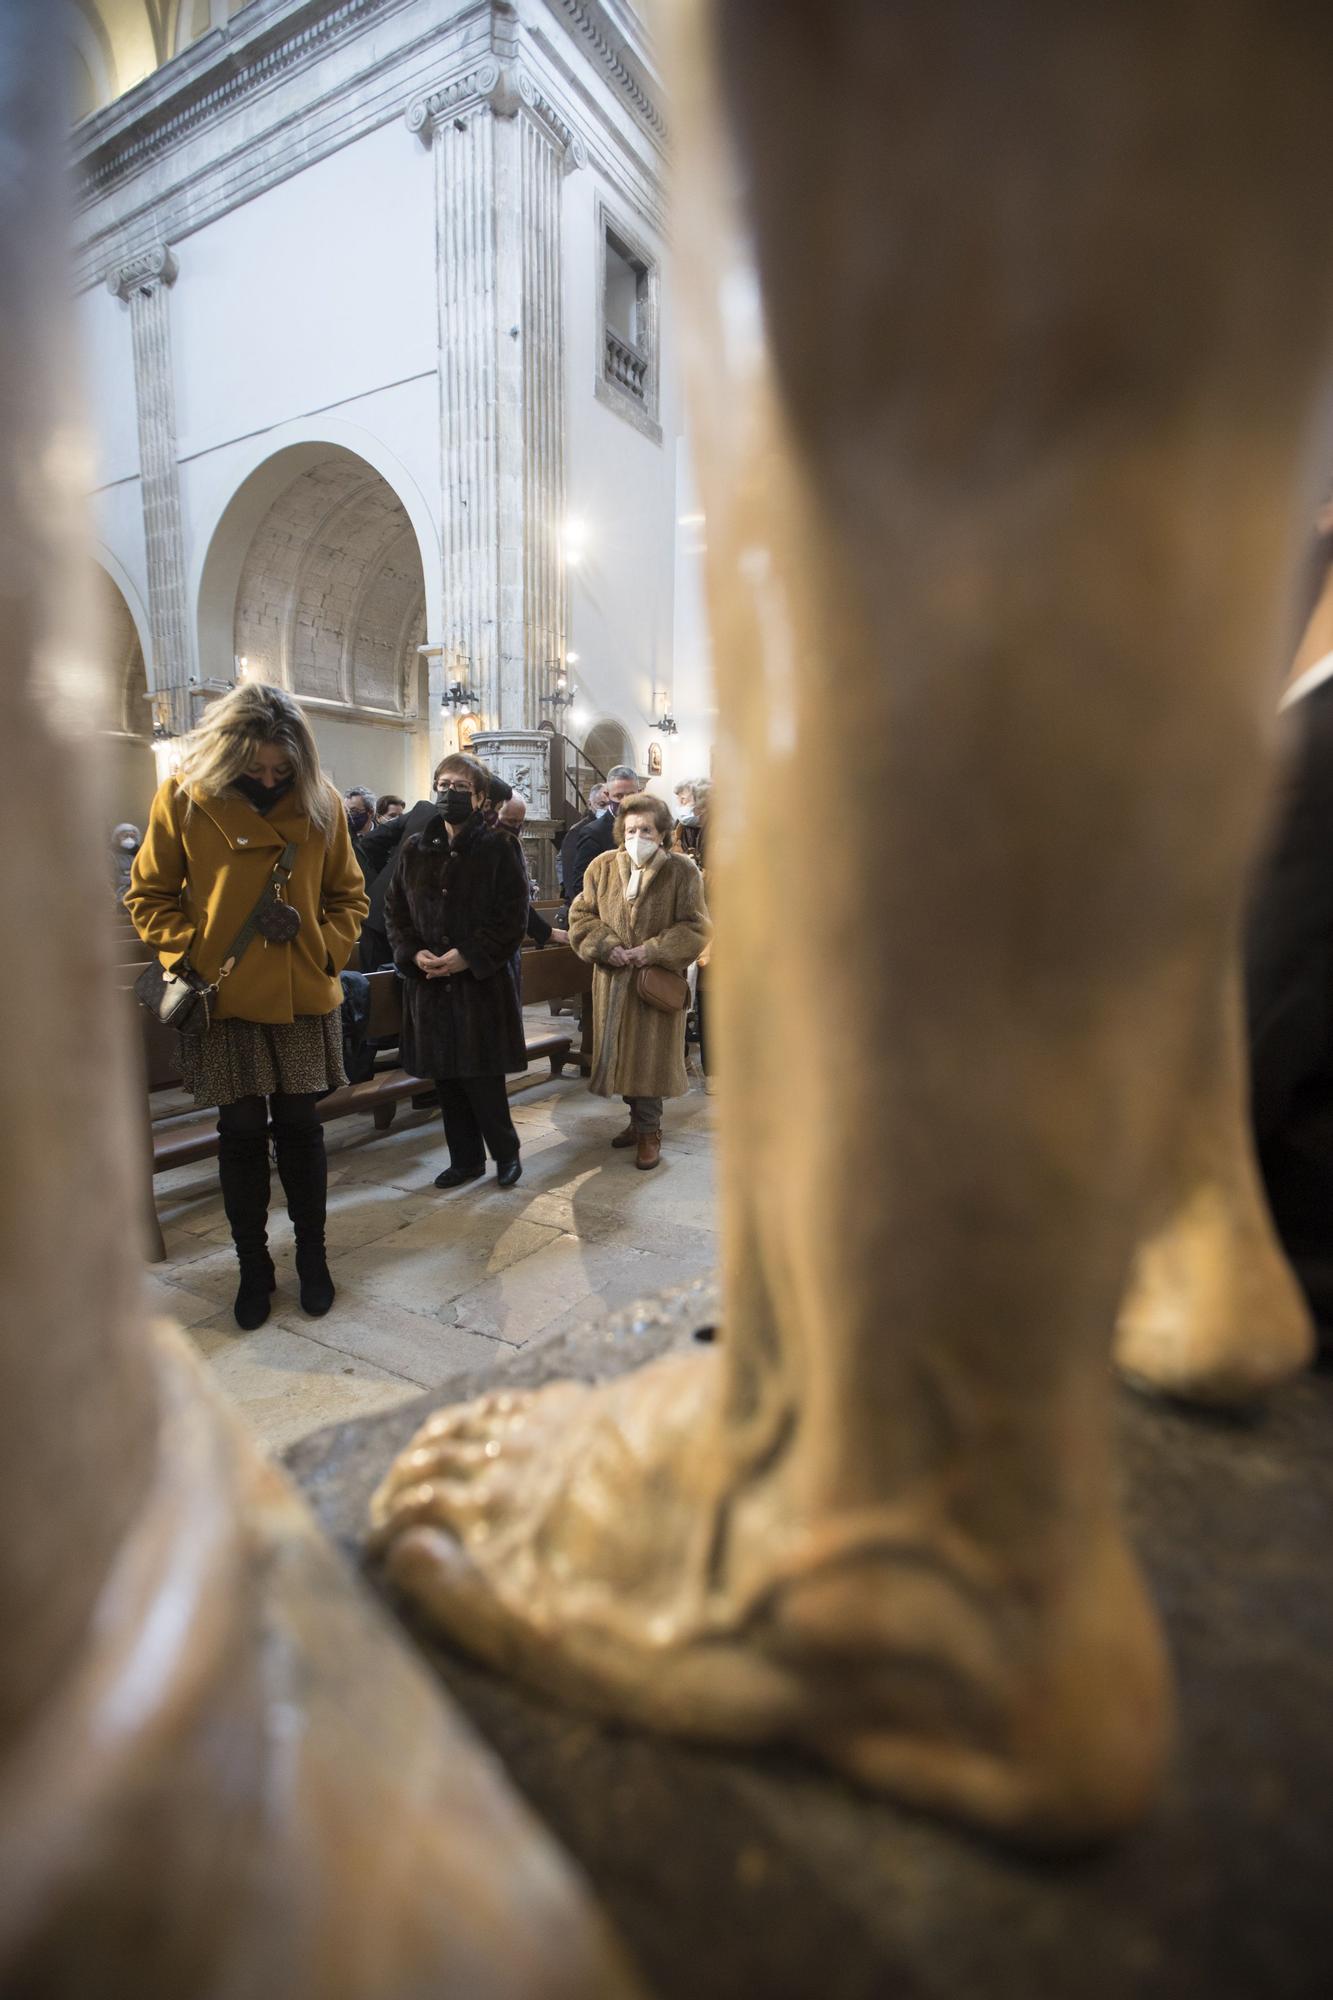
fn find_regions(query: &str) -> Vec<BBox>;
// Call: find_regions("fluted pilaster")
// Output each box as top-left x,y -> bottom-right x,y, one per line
107,246 -> 192,735
410,63 -> 581,734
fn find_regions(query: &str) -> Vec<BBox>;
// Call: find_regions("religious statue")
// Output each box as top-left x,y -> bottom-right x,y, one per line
369,0 -> 1333,1850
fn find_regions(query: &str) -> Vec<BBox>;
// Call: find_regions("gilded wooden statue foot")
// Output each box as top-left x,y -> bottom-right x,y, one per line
372,1346 -> 1170,1847
372,0 -> 1333,1848
1115,975 -> 1314,1405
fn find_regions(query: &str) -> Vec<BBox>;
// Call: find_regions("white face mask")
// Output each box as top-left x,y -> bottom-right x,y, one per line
625,833 -> 660,869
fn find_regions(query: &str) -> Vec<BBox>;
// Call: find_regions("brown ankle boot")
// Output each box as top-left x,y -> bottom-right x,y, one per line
635,1130 -> 662,1171
611,1122 -> 638,1148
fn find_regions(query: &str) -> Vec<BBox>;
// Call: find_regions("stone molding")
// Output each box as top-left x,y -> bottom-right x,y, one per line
74,0 -> 402,205
72,4 -> 666,294
106,243 -> 179,301
542,0 -> 666,145
406,59 -> 589,172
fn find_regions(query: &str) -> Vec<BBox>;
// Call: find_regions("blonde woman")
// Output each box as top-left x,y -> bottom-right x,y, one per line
569,792 -> 711,1169
126,683 -> 368,1329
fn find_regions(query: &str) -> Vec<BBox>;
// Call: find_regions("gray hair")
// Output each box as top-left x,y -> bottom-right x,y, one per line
344,786 -> 376,807
606,765 -> 640,785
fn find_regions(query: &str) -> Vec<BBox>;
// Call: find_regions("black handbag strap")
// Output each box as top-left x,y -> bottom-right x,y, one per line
216,842 -> 298,983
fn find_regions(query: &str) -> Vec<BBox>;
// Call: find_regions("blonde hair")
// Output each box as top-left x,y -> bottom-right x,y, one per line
176,682 -> 337,840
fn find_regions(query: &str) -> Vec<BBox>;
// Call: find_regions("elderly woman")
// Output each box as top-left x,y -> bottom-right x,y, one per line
385,752 -> 530,1190
126,682 -> 368,1329
569,791 -> 712,1169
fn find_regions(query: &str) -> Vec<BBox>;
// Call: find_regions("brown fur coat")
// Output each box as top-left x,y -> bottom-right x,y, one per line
569,848 -> 712,1100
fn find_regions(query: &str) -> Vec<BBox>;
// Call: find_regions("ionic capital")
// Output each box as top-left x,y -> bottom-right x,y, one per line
106,244 -> 179,303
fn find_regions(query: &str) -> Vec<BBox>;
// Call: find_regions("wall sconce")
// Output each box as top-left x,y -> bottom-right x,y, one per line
650,689 -> 678,736
544,658 -> 576,715
441,660 -> 481,712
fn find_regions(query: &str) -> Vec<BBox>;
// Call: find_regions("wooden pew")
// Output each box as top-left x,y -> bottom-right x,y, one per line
137,948 -> 594,1255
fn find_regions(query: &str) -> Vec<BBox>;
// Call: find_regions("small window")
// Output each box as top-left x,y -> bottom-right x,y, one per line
597,205 -> 661,444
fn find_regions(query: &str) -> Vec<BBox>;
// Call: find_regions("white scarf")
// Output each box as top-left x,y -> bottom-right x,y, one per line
625,846 -> 661,902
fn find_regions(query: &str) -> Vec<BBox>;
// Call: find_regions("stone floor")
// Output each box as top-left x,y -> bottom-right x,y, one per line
147,1030 -> 717,1452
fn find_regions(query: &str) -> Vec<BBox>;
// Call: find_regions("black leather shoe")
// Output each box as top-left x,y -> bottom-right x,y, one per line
496,1157 -> 523,1188
434,1164 -> 485,1190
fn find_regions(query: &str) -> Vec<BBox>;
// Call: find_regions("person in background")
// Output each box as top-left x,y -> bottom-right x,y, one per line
126,682 -> 368,1330
569,791 -> 711,1170
356,763 -> 457,970
386,753 -> 530,1191
483,772 -> 511,827
557,783 -> 607,899
375,793 -> 405,824
344,787 -> 376,838
110,821 -> 142,903
560,765 -> 641,905
674,777 -> 713,1084
498,792 -> 569,946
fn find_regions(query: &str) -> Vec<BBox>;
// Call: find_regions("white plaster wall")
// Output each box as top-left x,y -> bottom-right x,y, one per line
170,120 -> 438,459
563,161 -> 683,782
307,710 -> 430,801
76,281 -> 140,487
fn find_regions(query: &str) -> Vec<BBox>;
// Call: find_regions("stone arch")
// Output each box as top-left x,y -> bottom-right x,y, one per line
196,435 -> 438,797
583,718 -> 638,778
91,561 -> 151,737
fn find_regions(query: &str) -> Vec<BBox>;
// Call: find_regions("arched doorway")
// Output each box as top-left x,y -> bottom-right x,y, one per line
583,718 -> 637,778
197,444 -> 432,802
92,564 -> 155,825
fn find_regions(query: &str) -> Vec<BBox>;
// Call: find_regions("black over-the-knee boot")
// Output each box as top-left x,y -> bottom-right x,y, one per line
272,1110 -> 334,1317
217,1129 -> 275,1330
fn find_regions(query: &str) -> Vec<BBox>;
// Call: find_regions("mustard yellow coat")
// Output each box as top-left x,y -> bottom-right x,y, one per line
125,777 -> 369,1023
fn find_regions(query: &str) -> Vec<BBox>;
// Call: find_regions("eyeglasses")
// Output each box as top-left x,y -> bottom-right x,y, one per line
436,781 -> 473,795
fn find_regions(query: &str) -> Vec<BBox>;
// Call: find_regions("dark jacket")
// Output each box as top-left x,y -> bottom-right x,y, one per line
360,799 -> 435,941
560,810 -> 615,903
385,810 -> 529,1079
1245,675 -> 1333,1333
1246,677 -> 1333,1148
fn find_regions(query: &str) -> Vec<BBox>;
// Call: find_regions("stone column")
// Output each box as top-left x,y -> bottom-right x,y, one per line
107,244 -> 193,736
409,57 -> 583,741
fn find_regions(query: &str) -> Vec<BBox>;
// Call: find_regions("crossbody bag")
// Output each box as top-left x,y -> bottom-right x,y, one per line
132,841 -> 300,1039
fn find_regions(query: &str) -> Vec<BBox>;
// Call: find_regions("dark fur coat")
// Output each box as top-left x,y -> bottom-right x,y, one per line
385,811 -> 529,1079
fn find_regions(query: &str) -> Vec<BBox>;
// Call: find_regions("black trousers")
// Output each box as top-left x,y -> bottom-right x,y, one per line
694,966 -> 710,1075
435,1075 -> 519,1170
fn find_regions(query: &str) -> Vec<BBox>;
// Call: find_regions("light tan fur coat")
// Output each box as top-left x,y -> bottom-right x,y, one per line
569,848 -> 712,1100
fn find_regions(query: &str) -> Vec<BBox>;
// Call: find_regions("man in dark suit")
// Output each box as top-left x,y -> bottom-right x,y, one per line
356,765 -> 453,968
559,764 -> 641,905
1246,656 -> 1333,1354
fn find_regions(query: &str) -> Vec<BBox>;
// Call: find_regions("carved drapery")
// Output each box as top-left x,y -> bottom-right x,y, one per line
106,245 -> 192,735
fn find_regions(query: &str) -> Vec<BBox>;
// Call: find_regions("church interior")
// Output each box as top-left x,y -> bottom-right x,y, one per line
3,2 -> 1333,1995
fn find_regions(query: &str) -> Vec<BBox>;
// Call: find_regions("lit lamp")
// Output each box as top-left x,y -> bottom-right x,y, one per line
151,696 -> 179,783
650,688 -> 678,736
545,657 -> 576,716
441,660 -> 481,713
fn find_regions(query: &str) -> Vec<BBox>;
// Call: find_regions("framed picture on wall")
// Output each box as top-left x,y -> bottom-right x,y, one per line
647,741 -> 663,777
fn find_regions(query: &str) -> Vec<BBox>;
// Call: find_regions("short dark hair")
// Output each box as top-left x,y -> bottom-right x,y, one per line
485,773 -> 513,807
432,752 -> 488,795
375,793 -> 405,817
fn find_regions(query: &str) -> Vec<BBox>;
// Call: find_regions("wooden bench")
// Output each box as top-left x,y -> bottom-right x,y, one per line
135,949 -> 594,1260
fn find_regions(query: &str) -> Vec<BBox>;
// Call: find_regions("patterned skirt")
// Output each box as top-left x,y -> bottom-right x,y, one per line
179,1008 -> 345,1110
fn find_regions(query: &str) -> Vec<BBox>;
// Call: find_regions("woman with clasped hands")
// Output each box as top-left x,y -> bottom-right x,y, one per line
385,752 -> 531,1190
568,792 -> 712,1170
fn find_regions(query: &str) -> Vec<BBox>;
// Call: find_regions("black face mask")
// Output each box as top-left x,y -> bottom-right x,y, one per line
347,806 -> 371,832
436,788 -> 474,825
607,799 -> 622,819
234,773 -> 295,814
